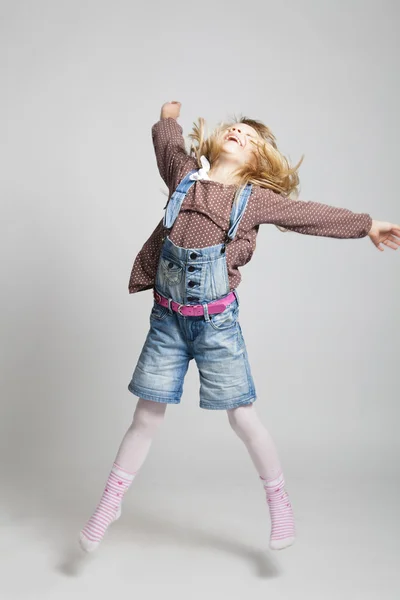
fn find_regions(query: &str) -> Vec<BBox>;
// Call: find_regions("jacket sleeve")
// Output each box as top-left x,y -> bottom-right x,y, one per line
254,187 -> 373,239
151,118 -> 191,191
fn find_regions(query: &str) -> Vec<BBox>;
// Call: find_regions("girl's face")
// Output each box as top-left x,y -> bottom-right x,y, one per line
220,123 -> 260,165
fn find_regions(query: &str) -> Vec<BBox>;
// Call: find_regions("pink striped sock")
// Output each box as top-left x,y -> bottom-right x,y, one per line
261,472 -> 295,550
79,463 -> 136,552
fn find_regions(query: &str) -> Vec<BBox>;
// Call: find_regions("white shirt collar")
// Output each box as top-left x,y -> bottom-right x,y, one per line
189,155 -> 211,181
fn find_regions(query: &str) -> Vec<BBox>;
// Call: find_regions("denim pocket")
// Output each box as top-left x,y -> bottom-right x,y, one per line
159,257 -> 183,286
150,301 -> 170,321
209,300 -> 239,331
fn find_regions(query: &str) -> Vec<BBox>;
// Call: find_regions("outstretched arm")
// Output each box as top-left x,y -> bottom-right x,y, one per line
254,187 -> 400,250
151,101 -> 190,191
254,187 -> 372,239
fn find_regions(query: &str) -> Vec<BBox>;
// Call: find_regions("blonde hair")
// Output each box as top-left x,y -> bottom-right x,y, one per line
187,114 -> 304,233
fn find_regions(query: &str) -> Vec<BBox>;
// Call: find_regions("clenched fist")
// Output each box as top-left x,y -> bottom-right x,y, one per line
160,101 -> 181,120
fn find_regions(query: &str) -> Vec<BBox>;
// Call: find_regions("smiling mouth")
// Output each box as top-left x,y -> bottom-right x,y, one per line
225,135 -> 242,146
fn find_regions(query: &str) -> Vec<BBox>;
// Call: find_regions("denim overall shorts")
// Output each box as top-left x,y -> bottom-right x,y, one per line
128,170 -> 257,410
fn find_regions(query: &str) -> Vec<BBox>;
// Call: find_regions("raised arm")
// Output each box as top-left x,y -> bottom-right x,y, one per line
151,101 -> 190,191
254,186 -> 373,239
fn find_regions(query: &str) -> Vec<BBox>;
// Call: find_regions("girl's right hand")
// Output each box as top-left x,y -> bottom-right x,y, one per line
160,101 -> 181,120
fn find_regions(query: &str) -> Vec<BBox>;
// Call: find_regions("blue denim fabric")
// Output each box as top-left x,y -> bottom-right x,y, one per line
128,170 -> 256,410
128,293 -> 256,410
155,236 -> 231,304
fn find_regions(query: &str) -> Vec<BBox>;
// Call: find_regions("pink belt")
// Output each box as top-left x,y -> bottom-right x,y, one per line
153,289 -> 236,317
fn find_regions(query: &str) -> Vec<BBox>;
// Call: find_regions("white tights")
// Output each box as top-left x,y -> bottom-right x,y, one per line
114,398 -> 282,481
115,398 -> 168,472
226,403 -> 282,480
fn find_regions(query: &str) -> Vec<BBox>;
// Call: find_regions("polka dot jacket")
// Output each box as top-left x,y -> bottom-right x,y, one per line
128,118 -> 373,294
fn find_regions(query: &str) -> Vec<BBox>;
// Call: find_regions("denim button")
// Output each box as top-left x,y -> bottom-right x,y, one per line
190,252 -> 197,259
188,266 -> 195,272
188,281 -> 195,288
168,262 -> 174,268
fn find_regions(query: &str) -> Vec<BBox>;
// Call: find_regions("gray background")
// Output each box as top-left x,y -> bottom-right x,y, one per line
1,0 -> 399,598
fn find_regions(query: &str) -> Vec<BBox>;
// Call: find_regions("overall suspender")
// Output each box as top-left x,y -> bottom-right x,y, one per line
163,170 -> 253,241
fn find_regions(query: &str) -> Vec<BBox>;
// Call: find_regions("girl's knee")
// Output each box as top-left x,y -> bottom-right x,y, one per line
227,403 -> 254,432
132,398 -> 167,430
137,397 -> 168,415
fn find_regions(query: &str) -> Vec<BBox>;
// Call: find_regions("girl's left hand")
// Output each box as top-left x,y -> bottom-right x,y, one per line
368,220 -> 400,251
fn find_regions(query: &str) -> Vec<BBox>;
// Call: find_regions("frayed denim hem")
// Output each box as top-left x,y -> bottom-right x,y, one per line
128,383 -> 181,405
199,396 -> 256,411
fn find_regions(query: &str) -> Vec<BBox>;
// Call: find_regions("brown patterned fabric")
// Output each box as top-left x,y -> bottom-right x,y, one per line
128,118 -> 372,294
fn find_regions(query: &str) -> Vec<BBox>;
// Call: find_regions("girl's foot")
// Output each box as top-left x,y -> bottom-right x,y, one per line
261,473 -> 295,550
79,504 -> 122,552
79,464 -> 135,553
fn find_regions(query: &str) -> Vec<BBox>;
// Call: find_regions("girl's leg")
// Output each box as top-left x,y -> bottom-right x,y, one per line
114,397 -> 168,473
227,403 -> 295,550
79,398 -> 167,552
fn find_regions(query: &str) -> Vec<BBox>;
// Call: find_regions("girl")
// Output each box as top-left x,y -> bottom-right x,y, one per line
79,101 -> 400,553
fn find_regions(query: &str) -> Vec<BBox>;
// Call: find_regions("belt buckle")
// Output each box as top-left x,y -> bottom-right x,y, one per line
154,291 -> 162,304
177,303 -> 198,316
